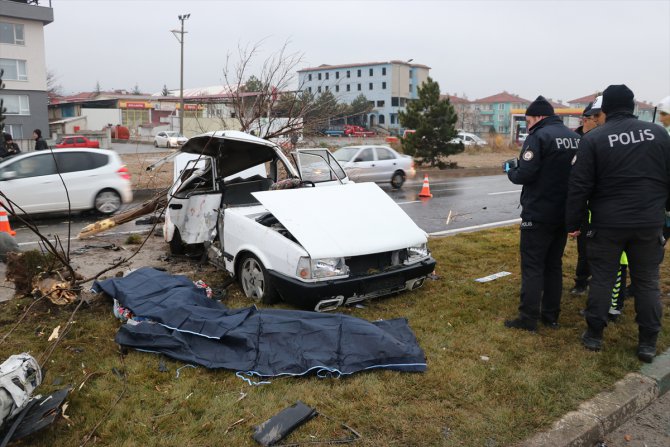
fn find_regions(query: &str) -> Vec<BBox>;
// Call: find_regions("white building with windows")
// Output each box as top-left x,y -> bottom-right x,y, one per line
297,60 -> 430,132
1,0 -> 53,140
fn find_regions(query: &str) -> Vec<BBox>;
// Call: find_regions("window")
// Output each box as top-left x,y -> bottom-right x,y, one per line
376,148 -> 395,160
390,114 -> 396,125
369,83 -> 373,90
318,73 -> 322,80
356,148 -> 374,162
335,85 -> 339,92
325,86 -> 329,91
498,126 -> 505,133
4,124 -> 23,139
369,68 -> 373,76
498,104 -> 505,110
0,94 -> 30,115
376,100 -> 385,107
326,72 -> 329,80
391,97 -> 399,107
382,82 -> 387,90
317,86 -> 322,93
379,114 -> 385,124
308,86 -> 312,93
336,72 -> 339,79
357,69 -> 361,77
0,59 -> 27,81
0,22 -> 24,45
8,154 -> 57,178
346,84 -> 351,92
498,114 -> 505,121
55,152 -> 108,173
357,84 -> 361,91
308,74 -> 312,81
346,70 -> 350,78
382,67 -> 386,76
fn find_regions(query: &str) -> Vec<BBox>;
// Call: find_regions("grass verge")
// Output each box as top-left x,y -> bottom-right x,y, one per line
1,226 -> 668,446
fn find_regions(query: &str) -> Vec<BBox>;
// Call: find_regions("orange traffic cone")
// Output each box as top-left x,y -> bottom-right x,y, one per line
0,210 -> 16,236
418,174 -> 432,198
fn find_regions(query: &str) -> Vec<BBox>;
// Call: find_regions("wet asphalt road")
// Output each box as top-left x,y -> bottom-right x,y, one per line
11,174 -> 520,247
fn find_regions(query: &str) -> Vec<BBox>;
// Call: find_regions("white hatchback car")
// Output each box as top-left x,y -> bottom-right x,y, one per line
154,131 -> 187,148
164,131 -> 435,311
0,149 -> 133,215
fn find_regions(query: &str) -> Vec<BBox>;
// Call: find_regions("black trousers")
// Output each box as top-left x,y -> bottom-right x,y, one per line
574,231 -> 590,287
519,222 -> 568,322
585,228 -> 664,334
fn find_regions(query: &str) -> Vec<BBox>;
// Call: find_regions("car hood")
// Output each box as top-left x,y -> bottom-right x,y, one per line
180,131 -> 283,179
252,182 -> 427,259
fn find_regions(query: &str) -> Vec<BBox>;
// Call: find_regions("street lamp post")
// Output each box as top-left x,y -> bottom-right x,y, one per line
172,14 -> 190,135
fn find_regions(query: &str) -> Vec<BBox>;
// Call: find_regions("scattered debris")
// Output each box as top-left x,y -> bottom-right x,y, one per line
480,356 -> 490,362
125,234 -> 143,245
224,417 -> 246,435
175,364 -> 197,379
70,244 -> 121,255
47,326 -> 61,342
158,359 -> 168,373
135,216 -> 164,226
253,401 -> 317,446
474,272 -> 512,283
33,277 -> 77,305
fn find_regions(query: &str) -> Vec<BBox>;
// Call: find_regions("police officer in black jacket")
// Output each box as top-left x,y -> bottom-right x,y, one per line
566,84 -> 670,362
504,96 -> 580,331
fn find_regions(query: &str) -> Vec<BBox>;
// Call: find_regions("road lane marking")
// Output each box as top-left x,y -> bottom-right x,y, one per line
488,190 -> 522,195
397,200 -> 421,205
16,229 -> 149,247
428,218 -> 521,237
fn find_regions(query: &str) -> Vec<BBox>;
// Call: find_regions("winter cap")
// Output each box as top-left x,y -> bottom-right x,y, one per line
601,85 -> 634,114
584,96 -> 603,116
525,96 -> 554,117
3,133 -> 12,142
658,96 -> 670,114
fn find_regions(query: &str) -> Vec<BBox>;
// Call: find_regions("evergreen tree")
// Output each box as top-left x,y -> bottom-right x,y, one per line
399,77 -> 462,167
244,75 -> 264,93
94,81 -> 101,94
162,84 -> 170,96
348,94 -> 373,125
132,84 -> 142,95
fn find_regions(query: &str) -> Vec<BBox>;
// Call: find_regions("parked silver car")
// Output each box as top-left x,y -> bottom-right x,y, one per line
332,145 -> 415,189
154,131 -> 187,148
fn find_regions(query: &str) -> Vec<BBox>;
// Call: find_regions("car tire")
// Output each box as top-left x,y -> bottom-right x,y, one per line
238,253 -> 278,304
169,227 -> 185,255
391,171 -> 405,189
166,141 -> 171,149
154,141 -> 158,147
93,189 -> 122,215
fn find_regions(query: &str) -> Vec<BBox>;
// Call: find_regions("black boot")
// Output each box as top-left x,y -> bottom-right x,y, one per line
581,327 -> 603,351
637,329 -> 658,363
504,316 -> 537,332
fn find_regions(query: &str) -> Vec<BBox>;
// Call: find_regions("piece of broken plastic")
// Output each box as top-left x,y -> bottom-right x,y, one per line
253,401 -> 317,446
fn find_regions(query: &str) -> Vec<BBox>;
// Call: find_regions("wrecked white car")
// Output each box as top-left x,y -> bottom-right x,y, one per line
164,131 -> 436,311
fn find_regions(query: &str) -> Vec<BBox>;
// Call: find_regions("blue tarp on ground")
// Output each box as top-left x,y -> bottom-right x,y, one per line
92,268 -> 426,378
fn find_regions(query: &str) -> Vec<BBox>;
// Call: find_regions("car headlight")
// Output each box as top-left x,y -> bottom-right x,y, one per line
406,243 -> 429,263
297,257 -> 349,280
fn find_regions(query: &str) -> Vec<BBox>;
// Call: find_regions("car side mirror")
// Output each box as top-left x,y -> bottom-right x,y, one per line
0,171 -> 17,180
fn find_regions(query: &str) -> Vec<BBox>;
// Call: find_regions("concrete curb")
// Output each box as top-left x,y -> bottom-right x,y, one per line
518,348 -> 670,447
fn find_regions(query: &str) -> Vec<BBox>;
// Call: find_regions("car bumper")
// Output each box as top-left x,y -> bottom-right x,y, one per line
268,256 -> 436,311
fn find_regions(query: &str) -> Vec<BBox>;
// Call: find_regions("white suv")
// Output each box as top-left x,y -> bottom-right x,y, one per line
0,149 -> 133,215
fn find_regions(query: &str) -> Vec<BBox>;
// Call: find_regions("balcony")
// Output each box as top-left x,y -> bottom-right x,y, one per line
2,0 -> 54,24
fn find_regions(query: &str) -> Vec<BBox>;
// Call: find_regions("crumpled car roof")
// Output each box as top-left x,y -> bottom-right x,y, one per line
180,131 -> 280,179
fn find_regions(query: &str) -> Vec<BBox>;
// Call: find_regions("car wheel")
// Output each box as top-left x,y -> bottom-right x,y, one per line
166,141 -> 171,148
391,171 -> 405,189
154,141 -> 158,147
238,254 -> 278,304
94,189 -> 122,215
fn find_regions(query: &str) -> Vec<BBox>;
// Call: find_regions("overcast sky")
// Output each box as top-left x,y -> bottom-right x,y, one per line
44,0 -> 670,104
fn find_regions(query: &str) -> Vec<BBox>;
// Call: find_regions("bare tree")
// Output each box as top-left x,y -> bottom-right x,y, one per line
221,40 -> 341,142
46,69 -> 63,97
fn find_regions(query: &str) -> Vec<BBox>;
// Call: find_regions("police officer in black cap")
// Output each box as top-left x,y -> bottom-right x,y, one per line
504,96 -> 580,331
566,84 -> 670,362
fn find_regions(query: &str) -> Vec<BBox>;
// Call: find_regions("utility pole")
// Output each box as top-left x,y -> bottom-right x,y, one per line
172,14 -> 190,135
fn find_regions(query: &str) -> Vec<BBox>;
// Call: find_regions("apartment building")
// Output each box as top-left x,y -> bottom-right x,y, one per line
470,91 -> 531,136
1,0 -> 53,139
297,60 -> 430,131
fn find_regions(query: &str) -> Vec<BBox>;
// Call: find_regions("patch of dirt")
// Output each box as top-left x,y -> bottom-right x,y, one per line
120,152 -> 174,191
